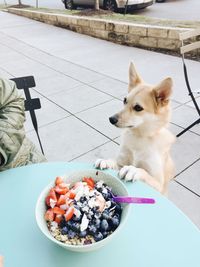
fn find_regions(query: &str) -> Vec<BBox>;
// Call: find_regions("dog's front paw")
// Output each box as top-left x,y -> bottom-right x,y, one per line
119,165 -> 142,182
94,159 -> 116,170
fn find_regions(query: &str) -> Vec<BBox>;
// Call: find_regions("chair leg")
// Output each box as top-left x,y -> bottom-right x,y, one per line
35,130 -> 45,155
176,118 -> 200,137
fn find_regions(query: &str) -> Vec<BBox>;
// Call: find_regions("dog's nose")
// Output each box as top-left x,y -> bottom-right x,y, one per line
109,116 -> 118,125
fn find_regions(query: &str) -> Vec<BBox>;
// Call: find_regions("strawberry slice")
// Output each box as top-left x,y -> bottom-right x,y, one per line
46,188 -> 57,207
54,185 -> 68,195
57,194 -> 68,206
53,207 -> 65,215
45,208 -> 55,221
55,214 -> 62,224
55,176 -> 64,186
58,182 -> 69,189
64,207 -> 74,221
66,190 -> 76,199
83,177 -> 95,188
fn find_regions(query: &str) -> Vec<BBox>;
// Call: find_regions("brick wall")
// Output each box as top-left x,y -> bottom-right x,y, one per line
8,8 -> 192,52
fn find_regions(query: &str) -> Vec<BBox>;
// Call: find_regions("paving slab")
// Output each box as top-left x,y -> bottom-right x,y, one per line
175,160 -> 200,196
0,56 -> 58,79
90,77 -> 128,99
48,84 -> 113,114
171,100 -> 183,110
0,11 -> 34,28
72,139 -> 120,163
171,104 -> 200,135
55,62 -> 106,85
77,99 -> 122,139
0,67 -> 12,79
24,97 -> 70,132
168,180 -> 200,229
26,116 -> 109,161
0,43 -> 24,63
33,74 -> 81,97
186,97 -> 200,108
170,124 -> 200,176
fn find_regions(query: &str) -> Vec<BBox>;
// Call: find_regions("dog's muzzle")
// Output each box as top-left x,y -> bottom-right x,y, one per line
109,115 -> 118,125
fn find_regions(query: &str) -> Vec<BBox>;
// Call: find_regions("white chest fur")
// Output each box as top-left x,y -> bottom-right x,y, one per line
120,128 -> 174,175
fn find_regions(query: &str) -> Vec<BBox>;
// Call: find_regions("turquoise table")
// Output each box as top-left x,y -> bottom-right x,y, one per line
1,162 -> 200,267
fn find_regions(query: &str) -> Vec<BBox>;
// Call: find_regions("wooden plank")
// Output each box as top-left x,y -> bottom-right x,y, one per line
180,41 -> 200,54
179,29 -> 200,41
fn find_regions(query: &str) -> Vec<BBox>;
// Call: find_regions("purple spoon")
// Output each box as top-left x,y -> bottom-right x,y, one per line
110,191 -> 155,204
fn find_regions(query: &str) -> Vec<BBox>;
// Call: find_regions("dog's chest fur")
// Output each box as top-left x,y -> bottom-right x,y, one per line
121,128 -> 174,167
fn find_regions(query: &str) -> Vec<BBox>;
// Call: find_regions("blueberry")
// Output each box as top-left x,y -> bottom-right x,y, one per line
96,187 -> 103,193
94,218 -> 101,229
102,231 -> 108,238
108,191 -> 113,199
110,200 -> 117,207
94,211 -> 101,219
102,192 -> 108,200
109,209 -> 115,218
91,207 -> 98,213
94,232 -> 104,242
100,219 -> 109,231
72,214 -> 82,222
67,230 -> 76,239
61,226 -> 68,235
80,196 -> 87,203
113,212 -> 120,218
88,225 -> 97,236
111,216 -> 120,229
102,210 -> 111,220
66,220 -> 73,229
79,230 -> 87,238
85,212 -> 93,220
102,191 -> 112,201
60,218 -> 66,228
70,222 -> 80,232
115,203 -> 122,214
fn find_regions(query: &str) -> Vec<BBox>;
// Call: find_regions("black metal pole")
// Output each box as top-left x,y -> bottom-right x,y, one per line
176,118 -> 200,137
124,0 -> 129,15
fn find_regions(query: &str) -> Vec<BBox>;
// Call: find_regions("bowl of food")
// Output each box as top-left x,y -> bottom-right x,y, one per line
35,169 -> 130,252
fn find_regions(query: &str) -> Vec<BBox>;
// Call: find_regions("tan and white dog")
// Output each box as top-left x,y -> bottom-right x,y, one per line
95,63 -> 175,194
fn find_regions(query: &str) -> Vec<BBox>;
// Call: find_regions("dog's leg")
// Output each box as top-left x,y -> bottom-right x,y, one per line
119,165 -> 163,193
95,145 -> 132,170
94,159 -> 118,170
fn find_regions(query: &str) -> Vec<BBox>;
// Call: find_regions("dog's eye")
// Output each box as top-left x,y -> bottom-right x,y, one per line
133,104 -> 143,112
123,97 -> 127,105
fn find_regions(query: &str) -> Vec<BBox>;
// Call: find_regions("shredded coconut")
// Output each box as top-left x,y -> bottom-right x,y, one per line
80,213 -> 89,232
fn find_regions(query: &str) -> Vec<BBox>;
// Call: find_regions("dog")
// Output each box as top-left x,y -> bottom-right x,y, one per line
95,62 -> 175,194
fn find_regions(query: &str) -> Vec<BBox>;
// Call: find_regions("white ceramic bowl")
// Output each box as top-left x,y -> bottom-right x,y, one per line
35,169 -> 130,252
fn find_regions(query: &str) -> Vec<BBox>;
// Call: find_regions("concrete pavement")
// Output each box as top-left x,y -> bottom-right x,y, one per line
0,11 -> 200,228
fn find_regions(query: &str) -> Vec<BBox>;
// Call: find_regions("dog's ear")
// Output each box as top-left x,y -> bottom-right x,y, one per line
128,62 -> 143,92
153,77 -> 173,106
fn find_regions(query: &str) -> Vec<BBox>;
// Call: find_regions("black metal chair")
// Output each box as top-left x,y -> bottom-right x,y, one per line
177,29 -> 200,137
10,76 -> 44,155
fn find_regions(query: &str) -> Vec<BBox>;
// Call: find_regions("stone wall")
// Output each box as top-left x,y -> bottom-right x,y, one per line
7,8 -> 192,52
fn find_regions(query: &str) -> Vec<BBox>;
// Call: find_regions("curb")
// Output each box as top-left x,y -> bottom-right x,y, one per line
7,8 -> 193,53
